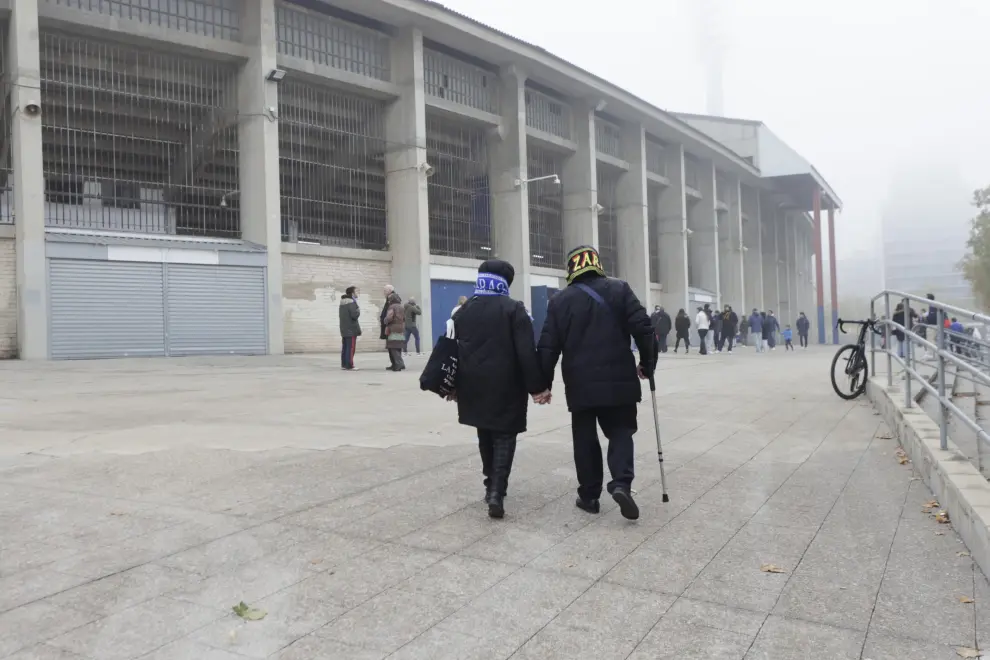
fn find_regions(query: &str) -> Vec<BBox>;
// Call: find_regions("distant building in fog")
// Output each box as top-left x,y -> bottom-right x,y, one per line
881,166 -> 975,309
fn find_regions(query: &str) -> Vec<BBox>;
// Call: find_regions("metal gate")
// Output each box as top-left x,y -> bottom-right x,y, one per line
166,264 -> 267,356
48,259 -> 266,359
49,260 -> 167,359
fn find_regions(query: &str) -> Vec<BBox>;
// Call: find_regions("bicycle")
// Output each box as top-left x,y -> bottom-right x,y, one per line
831,318 -> 881,400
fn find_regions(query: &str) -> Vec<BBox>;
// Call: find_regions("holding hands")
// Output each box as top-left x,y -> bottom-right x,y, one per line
532,390 -> 552,405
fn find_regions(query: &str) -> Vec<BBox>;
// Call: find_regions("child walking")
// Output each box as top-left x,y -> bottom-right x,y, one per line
783,325 -> 794,351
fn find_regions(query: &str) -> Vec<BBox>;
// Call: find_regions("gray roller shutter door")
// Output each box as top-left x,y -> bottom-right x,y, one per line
49,260 -> 166,359
165,264 -> 267,356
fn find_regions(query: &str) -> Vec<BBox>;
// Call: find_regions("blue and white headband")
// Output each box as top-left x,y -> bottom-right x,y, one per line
474,272 -> 509,296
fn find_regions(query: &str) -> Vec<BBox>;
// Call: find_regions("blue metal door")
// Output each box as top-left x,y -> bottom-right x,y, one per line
430,279 -> 476,346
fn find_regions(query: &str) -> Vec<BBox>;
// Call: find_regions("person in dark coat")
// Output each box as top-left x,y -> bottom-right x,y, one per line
674,308 -> 691,352
339,286 -> 361,371
654,306 -> 672,353
383,291 -> 406,371
453,259 -> 549,519
537,245 -> 654,520
379,284 -> 395,340
720,305 -> 738,353
796,312 -> 810,349
710,306 -> 723,353
765,310 -> 780,350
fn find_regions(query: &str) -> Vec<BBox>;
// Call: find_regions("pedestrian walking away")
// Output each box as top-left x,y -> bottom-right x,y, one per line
379,284 -> 395,341
720,305 -> 738,353
450,260 -> 550,519
749,309 -> 765,353
383,291 -> 406,371
674,308 -> 691,353
339,286 -> 361,370
796,312 -> 810,349
710,306 -> 723,353
766,311 -> 780,350
695,306 -> 710,355
538,245 -> 655,521
652,306 -> 672,354
783,325 -> 794,351
403,297 -> 423,355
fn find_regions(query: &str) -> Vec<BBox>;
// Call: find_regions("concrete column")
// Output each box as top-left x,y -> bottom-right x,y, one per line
616,123 -> 650,306
718,176 -> 744,311
385,27 -> 431,344
781,212 -> 794,321
489,66 -> 530,306
238,0 -> 284,355
658,144 -> 688,311
761,199 -> 780,321
813,187 -> 825,344
10,1 -> 47,359
561,102 -> 597,252
687,161 -> 718,299
828,203 -> 838,344
742,185 -> 763,311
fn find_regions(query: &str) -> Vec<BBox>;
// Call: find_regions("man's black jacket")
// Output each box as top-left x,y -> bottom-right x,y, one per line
537,274 -> 654,412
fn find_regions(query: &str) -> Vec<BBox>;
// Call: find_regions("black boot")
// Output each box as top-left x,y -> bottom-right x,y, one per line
611,487 -> 640,520
576,497 -> 600,514
486,491 -> 504,519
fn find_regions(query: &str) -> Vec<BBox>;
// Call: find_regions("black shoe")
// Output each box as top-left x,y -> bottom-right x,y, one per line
486,492 -> 504,519
575,497 -> 600,514
611,488 -> 640,520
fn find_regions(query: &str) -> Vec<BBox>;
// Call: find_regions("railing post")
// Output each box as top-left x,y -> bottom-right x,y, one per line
937,308 -> 948,451
885,294 -> 892,387
870,299 -> 876,377
904,296 -> 911,407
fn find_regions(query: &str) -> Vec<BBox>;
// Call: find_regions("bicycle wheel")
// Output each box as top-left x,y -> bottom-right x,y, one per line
831,344 -> 868,400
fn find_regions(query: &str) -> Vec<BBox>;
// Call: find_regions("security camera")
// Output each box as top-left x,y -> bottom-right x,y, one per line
593,203 -> 605,215
420,162 -> 435,178
23,101 -> 40,116
551,175 -> 561,186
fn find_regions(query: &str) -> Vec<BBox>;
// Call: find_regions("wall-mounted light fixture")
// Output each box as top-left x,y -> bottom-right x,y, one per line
267,69 -> 286,82
513,174 -> 560,188
219,190 -> 240,208
593,203 -> 605,215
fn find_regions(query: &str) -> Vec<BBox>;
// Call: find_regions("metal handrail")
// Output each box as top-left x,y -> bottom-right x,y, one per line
867,291 -> 990,475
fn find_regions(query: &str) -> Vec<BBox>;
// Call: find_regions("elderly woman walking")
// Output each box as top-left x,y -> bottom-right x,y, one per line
383,291 -> 406,372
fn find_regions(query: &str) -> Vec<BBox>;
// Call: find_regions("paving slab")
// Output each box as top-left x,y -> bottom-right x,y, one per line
0,349 -> 988,659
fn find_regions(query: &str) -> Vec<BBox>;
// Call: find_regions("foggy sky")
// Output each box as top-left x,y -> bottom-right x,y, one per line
438,0 -> 990,263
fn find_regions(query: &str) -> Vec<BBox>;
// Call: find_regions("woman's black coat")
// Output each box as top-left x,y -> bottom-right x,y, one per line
675,314 -> 691,338
453,295 -> 547,434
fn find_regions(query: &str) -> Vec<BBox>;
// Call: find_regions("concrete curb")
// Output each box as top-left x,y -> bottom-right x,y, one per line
868,376 -> 990,578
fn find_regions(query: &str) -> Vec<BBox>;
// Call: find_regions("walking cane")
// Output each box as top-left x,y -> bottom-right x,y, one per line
647,371 -> 670,503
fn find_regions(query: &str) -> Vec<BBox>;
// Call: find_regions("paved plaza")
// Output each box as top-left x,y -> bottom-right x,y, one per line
0,346 -> 988,659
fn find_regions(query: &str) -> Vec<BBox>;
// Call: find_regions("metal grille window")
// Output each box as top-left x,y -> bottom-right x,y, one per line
276,2 -> 390,82
0,23 -> 11,224
427,116 -> 492,259
278,82 -> 386,250
684,155 -> 701,191
597,169 -> 619,277
524,87 -> 571,140
594,116 -> 622,160
43,0 -> 242,41
423,48 -> 497,114
527,145 -> 564,269
649,184 -> 661,284
41,32 -> 240,236
716,175 -> 731,205
645,138 -> 667,177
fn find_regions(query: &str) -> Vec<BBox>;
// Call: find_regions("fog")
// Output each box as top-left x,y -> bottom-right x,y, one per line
439,0 -> 990,295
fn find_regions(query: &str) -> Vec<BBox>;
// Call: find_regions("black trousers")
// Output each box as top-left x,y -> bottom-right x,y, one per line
657,332 -> 668,353
799,333 -> 808,347
478,429 -> 517,497
571,404 -> 637,501
675,334 -> 690,351
718,333 -> 734,352
387,348 -> 405,370
698,329 -> 709,355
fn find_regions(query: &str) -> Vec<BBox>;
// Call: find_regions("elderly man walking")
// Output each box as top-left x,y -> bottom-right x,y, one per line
537,245 -> 654,520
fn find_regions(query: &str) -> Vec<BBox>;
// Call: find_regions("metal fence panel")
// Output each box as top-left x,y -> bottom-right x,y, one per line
649,183 -> 661,283
594,116 -> 622,160
427,116 -> 492,259
0,22 -> 10,224
43,0 -> 242,41
645,138 -> 666,177
527,144 -> 564,270
278,81 -> 387,250
524,87 -> 571,140
597,168 -> 619,277
40,32 -> 240,237
276,2 -> 390,82
423,49 -> 497,114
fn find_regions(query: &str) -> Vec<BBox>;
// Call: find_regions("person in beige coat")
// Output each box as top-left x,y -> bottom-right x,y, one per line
383,291 -> 406,372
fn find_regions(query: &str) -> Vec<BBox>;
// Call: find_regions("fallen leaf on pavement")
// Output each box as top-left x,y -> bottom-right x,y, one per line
896,449 -> 910,465
959,596 -> 975,604
232,601 -> 267,621
923,499 -> 940,509
936,532 -> 945,536
955,647 -> 982,658
760,563 -> 787,574
937,510 -> 951,524
309,558 -> 323,565
877,431 -> 894,439
959,551 -> 972,557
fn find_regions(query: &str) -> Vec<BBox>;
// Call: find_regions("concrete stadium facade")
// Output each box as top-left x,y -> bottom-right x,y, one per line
0,0 -> 841,359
